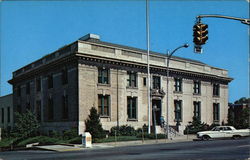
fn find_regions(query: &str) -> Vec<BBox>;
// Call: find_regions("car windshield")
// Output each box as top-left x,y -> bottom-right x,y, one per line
211,127 -> 220,131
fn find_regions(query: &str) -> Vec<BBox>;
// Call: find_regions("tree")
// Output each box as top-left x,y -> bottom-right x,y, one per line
227,107 -> 234,126
13,110 -> 40,139
184,116 -> 209,134
85,107 -> 106,140
228,97 -> 250,129
234,97 -> 249,104
238,108 -> 249,129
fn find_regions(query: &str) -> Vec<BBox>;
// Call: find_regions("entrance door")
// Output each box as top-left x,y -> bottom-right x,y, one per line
152,100 -> 162,126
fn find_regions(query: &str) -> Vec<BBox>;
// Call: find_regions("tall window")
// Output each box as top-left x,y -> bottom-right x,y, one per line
48,74 -> 53,89
7,107 -> 10,123
98,68 -> 109,84
174,100 -> 182,121
36,100 -> 41,122
62,95 -> 69,119
213,103 -> 220,122
1,108 -> 4,123
17,85 -> 21,96
193,80 -> 201,94
193,101 -> 201,121
36,78 -> 41,92
127,97 -> 137,119
26,102 -> 31,111
174,78 -> 182,92
62,69 -> 68,85
98,95 -> 110,116
127,72 -> 137,87
213,83 -> 220,96
17,105 -> 22,113
143,77 -> 147,86
48,97 -> 54,120
26,82 -> 30,94
152,76 -> 161,89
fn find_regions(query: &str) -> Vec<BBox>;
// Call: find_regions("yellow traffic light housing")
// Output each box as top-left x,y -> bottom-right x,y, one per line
193,23 -> 208,45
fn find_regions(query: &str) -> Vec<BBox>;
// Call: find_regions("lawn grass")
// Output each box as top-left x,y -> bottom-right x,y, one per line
0,134 -> 162,148
95,136 -> 141,143
0,138 -> 17,147
16,136 -> 62,147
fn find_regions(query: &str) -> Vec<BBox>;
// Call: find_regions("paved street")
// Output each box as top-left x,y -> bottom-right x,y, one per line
0,138 -> 249,160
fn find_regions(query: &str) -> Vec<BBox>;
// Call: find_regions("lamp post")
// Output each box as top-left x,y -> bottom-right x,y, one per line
166,44 -> 189,139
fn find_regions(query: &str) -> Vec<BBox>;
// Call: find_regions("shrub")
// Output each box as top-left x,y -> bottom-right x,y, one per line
63,128 -> 78,140
208,123 -> 220,130
184,116 -> 209,134
1,128 -> 11,138
67,137 -> 82,144
110,125 -> 136,136
13,110 -> 40,139
49,130 -> 61,138
136,124 -> 148,135
136,133 -> 166,139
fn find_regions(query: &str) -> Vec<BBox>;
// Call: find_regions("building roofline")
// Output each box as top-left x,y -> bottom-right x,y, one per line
9,34 -> 232,82
0,93 -> 13,98
78,39 -> 230,72
79,39 -> 206,65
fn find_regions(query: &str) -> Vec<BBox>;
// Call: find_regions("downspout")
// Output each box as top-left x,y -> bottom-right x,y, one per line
117,68 -> 119,127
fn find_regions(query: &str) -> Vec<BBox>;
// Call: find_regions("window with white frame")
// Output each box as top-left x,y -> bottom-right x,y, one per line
174,100 -> 182,121
193,101 -> 201,121
98,95 -> 110,116
127,71 -> 137,88
213,103 -> 220,122
152,76 -> 161,89
193,80 -> 201,94
174,78 -> 182,92
98,68 -> 109,84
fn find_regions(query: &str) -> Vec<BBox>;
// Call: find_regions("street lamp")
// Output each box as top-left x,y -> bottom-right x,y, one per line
166,43 -> 189,139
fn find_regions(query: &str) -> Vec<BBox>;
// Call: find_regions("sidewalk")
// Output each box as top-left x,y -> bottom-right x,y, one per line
34,135 -> 196,152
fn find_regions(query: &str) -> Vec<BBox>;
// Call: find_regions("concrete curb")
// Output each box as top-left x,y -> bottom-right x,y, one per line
32,135 -> 196,152
99,135 -> 196,147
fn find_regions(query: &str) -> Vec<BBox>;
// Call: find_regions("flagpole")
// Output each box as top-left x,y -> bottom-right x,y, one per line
146,0 -> 151,134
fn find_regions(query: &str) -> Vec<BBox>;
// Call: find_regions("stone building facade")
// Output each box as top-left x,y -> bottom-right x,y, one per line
0,94 -> 14,131
9,34 -> 232,134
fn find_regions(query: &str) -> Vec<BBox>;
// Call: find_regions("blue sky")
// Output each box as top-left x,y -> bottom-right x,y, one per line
0,0 -> 249,103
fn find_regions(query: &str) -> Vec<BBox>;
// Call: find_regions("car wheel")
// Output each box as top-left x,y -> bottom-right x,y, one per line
232,135 -> 241,140
202,135 -> 210,141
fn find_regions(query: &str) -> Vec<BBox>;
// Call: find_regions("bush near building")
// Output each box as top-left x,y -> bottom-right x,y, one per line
85,107 -> 106,140
184,117 -> 209,134
12,110 -> 40,139
110,125 -> 136,136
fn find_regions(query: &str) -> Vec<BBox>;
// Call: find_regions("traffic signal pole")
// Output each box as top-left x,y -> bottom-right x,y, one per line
196,14 -> 250,25
193,14 -> 249,53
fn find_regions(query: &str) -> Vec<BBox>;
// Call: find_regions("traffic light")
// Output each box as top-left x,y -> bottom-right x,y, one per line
193,23 -> 208,45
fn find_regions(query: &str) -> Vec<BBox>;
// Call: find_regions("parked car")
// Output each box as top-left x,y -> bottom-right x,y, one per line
197,126 -> 250,140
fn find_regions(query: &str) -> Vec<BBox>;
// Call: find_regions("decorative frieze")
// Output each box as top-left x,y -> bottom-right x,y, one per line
91,44 -> 115,53
122,50 -> 142,59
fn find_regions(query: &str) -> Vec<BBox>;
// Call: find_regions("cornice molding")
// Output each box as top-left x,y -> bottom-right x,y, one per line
9,53 -> 232,85
77,54 -> 232,84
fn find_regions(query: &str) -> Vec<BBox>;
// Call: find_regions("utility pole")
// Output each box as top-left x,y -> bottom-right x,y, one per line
166,44 -> 189,139
146,0 -> 151,134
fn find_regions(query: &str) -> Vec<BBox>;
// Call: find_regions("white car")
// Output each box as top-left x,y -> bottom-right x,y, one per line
197,126 -> 250,140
